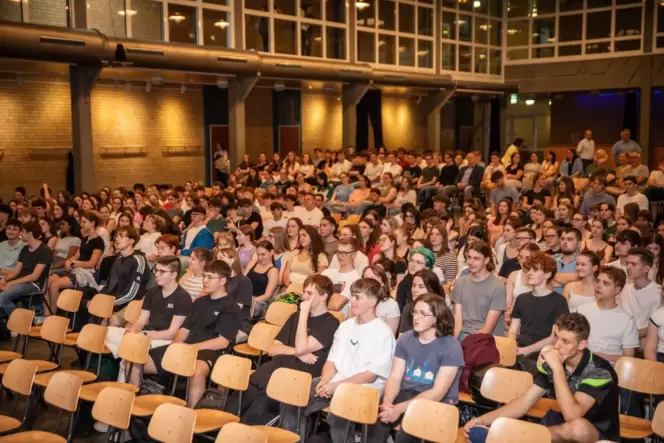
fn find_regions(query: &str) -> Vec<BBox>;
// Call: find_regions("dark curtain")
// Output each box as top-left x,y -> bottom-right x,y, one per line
203,85 -> 229,185
622,91 -> 638,142
356,89 -> 383,150
490,98 -> 501,154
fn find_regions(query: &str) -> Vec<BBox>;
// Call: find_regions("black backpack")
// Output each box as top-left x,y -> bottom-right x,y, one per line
194,387 -> 229,410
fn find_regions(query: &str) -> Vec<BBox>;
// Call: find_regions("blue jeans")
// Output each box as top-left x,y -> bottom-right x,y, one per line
0,282 -> 40,316
417,186 -> 438,210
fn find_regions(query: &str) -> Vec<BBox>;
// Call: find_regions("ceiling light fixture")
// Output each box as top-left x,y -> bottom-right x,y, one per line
214,19 -> 229,28
169,12 -> 185,23
507,28 -> 518,35
355,0 -> 370,10
118,9 -> 137,16
525,99 -> 535,105
180,83 -> 186,94
473,0 -> 480,7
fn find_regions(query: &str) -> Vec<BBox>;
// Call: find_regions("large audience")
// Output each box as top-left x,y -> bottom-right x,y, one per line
1,130 -> 664,442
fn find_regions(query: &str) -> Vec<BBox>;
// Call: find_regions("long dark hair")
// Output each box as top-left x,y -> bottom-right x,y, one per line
298,225 -> 326,272
413,293 -> 454,337
412,269 -> 445,297
493,198 -> 513,226
648,234 -> 664,285
360,217 -> 381,252
467,241 -> 496,272
558,176 -> 576,201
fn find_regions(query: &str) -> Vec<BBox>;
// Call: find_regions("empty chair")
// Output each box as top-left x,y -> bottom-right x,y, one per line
253,368 -> 313,442
265,303 -> 297,327
401,398 -> 459,443
493,336 -> 517,367
147,403 -> 197,443
233,323 -> 280,367
481,367 -> 533,405
0,309 -> 34,363
215,423 -> 267,443
329,383 -> 380,443
91,387 -> 136,442
123,299 -> 144,325
64,293 -> 115,343
131,343 -> 197,418
485,417 -> 551,443
653,401 -> 664,437
0,359 -> 39,434
195,355 -> 252,434
30,289 -> 82,338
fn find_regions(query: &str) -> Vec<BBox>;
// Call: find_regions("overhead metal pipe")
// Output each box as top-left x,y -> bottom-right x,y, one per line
259,54 -> 372,82
372,70 -> 455,88
455,88 -> 506,95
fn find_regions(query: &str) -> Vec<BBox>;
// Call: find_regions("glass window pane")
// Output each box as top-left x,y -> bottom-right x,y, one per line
441,11 -> 456,40
489,49 -> 502,75
441,0 -> 456,9
1,0 -> 21,23
615,0 -> 639,4
129,0 -> 163,41
458,15 -> 472,42
417,39 -> 433,68
274,19 -> 297,54
658,4 -> 664,34
356,1 -> 375,27
28,0 -> 67,26
615,39 -> 640,52
587,0 -> 611,8
168,4 -> 196,44
88,0 -> 126,37
245,0 -> 264,10
358,31 -> 376,62
276,0 -> 297,15
458,0 -> 471,12
378,34 -> 396,64
506,20 -> 528,46
507,47 -> 529,60
245,15 -> 268,51
507,0 -> 529,18
399,3 -> 415,34
473,0 -> 488,15
657,36 -> 664,49
559,14 -> 582,42
475,47 -> 488,73
559,0 -> 583,12
586,10 -> 611,40
203,9 -> 230,47
378,0 -> 395,30
300,0 -> 322,20
442,43 -> 456,70
490,0 -> 503,17
326,0 -> 346,23
615,7 -> 642,37
532,46 -> 554,58
302,23 -> 322,57
475,17 -> 488,44
558,44 -> 581,56
399,37 -> 415,66
532,17 -> 555,45
585,41 -> 611,54
205,0 -> 229,5
418,7 -> 433,36
326,26 -> 346,59
532,0 -> 555,15
459,45 -> 472,72
490,19 -> 502,46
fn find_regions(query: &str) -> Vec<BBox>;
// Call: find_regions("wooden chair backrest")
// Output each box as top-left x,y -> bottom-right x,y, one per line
92,387 -> 136,430
401,398 -> 459,443
493,336 -> 517,367
615,357 -> 664,395
329,310 -> 346,323
57,289 -> 83,313
2,359 -> 38,396
486,417 -> 551,443
43,371 -> 82,413
265,302 -> 297,327
329,383 -> 380,425
266,368 -> 312,408
327,294 -> 347,312
481,367 -> 533,404
211,355 -> 252,391
247,323 -> 280,353
653,402 -> 664,437
215,422 -> 267,443
77,324 -> 108,354
88,294 -> 116,319
40,315 -> 70,345
123,300 -> 144,324
7,309 -> 34,336
117,332 -> 151,365
161,343 -> 198,377
148,403 -> 197,443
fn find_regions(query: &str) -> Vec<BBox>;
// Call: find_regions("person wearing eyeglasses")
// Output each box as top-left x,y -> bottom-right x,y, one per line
322,238 -> 361,316
131,260 -> 240,408
498,227 -> 536,279
543,225 -> 562,257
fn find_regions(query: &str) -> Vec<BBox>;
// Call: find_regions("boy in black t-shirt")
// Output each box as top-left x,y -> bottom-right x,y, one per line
465,313 -> 620,443
132,260 -> 240,407
225,274 -> 340,425
0,221 -> 52,318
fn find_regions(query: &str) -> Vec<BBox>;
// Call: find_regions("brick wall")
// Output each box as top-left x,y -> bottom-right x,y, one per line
376,96 -> 427,151
91,85 -> 205,189
245,87 -> 274,159
26,0 -> 68,27
0,78 -> 72,201
301,92 -> 342,154
87,0 -> 126,38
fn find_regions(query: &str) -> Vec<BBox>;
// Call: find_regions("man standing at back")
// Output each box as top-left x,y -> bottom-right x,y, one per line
576,129 -> 595,173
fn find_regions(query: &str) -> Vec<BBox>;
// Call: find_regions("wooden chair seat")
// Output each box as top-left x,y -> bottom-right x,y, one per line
34,370 -> 97,388
620,414 -> 653,439
0,415 -> 21,433
458,392 -> 473,404
194,409 -> 240,433
0,351 -> 22,364
252,426 -> 300,443
234,343 -> 261,357
63,332 -> 79,346
0,360 -> 57,375
457,427 -> 468,443
131,394 -> 187,417
80,382 -> 139,403
0,431 -> 66,442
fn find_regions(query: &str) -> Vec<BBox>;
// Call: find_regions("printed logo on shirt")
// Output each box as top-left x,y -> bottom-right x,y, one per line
350,339 -> 358,346
214,311 -> 219,316
167,304 -> 174,309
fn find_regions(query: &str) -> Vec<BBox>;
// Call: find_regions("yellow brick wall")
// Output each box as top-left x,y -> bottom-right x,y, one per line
378,96 -> 428,151
301,92 -> 343,155
245,87 -> 274,159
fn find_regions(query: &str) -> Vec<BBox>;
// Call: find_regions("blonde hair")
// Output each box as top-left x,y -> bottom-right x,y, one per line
216,232 -> 235,249
218,247 -> 243,275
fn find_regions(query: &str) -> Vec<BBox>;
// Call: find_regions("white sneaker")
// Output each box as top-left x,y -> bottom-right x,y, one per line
33,316 -> 44,326
93,421 -> 109,433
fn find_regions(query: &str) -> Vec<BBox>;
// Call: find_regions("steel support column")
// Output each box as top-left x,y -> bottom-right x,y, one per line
70,65 -> 100,194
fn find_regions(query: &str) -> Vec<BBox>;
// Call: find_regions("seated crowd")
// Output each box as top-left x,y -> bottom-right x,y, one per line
1,139 -> 664,442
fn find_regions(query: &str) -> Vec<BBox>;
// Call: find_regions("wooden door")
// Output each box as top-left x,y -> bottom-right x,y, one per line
279,125 -> 301,157
210,124 -> 229,178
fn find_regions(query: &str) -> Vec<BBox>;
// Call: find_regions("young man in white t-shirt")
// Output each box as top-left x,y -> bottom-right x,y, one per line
607,230 -> 640,283
263,202 -> 288,233
281,278 -> 395,443
618,248 -> 661,339
616,175 -> 649,217
298,193 -> 324,227
578,266 -> 639,363
322,238 -> 361,316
